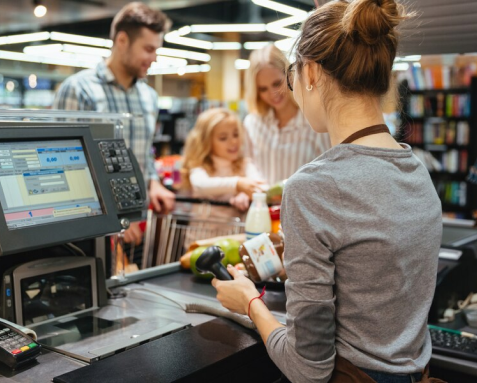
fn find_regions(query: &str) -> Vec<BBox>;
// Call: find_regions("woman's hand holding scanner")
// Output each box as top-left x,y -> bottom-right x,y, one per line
212,266 -> 260,315
237,177 -> 264,198
212,263 -> 283,346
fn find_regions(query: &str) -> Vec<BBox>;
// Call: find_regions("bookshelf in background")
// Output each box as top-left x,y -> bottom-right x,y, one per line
398,73 -> 477,219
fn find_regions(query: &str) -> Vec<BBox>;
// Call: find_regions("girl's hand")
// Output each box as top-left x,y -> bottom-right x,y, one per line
237,177 -> 264,198
229,192 -> 250,212
212,265 -> 259,315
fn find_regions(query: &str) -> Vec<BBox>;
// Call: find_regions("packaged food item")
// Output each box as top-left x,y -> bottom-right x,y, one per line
269,206 -> 281,234
245,193 -> 272,240
239,232 -> 284,282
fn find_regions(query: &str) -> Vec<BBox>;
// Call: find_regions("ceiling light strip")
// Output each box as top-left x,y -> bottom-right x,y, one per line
266,25 -> 300,38
148,64 -> 211,76
0,49 -> 97,68
190,24 -> 267,33
157,47 -> 210,62
235,59 -> 250,70
165,31 -> 213,50
0,32 -> 50,45
251,0 -> 307,17
212,42 -> 242,50
244,41 -> 271,50
50,32 -> 113,48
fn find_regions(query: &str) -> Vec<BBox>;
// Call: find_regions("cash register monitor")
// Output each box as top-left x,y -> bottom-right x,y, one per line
0,125 -> 121,255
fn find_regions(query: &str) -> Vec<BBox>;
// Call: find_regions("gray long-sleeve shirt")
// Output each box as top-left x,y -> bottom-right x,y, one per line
266,143 -> 442,383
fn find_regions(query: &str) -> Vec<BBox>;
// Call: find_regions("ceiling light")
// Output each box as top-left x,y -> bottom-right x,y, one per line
404,55 -> 422,61
151,56 -> 188,68
269,14 -> 308,28
266,15 -> 305,38
24,43 -> 111,58
395,55 -> 421,62
6,81 -> 15,92
33,0 -> 47,18
392,63 -> 409,71
178,26 -> 192,36
0,49 -> 98,69
235,59 -> 250,70
244,41 -> 271,50
50,32 -> 113,48
62,44 -> 111,57
148,64 -> 210,76
252,0 -> 307,17
266,25 -> 300,38
28,74 -> 37,89
24,44 -> 62,54
157,47 -> 210,62
165,31 -> 213,50
190,24 -> 267,33
212,42 -> 242,50
0,32 -> 50,46
274,38 -> 295,52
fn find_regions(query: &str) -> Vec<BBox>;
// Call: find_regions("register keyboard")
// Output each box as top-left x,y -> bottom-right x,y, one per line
430,326 -> 477,362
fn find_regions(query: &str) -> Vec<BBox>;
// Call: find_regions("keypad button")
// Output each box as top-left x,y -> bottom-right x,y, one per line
28,343 -> 38,348
20,346 -> 30,352
11,349 -> 21,355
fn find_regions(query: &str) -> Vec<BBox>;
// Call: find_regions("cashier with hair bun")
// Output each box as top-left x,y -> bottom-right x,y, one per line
213,1 -> 444,382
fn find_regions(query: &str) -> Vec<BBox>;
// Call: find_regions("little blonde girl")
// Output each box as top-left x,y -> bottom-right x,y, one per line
182,108 -> 263,212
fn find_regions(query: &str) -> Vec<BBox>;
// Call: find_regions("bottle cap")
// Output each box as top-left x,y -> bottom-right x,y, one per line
252,192 -> 266,200
269,206 -> 280,220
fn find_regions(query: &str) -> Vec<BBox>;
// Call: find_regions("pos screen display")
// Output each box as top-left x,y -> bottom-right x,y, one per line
0,139 -> 103,230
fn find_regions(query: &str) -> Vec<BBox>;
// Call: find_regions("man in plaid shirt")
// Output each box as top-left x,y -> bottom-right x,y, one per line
53,2 -> 175,245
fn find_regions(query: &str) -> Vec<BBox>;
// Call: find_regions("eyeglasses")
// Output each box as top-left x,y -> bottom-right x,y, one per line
286,63 -> 295,92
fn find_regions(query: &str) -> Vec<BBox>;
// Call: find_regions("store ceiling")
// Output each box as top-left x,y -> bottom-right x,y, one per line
0,0 -> 477,56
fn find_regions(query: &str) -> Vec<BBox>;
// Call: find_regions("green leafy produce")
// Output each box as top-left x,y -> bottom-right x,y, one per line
266,180 -> 286,205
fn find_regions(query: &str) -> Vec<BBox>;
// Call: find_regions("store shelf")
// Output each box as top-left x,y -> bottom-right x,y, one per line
400,76 -> 477,218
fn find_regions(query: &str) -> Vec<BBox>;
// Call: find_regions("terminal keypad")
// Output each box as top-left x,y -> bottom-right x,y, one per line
0,328 -> 37,355
99,140 -> 133,174
98,140 -> 145,212
110,177 -> 144,211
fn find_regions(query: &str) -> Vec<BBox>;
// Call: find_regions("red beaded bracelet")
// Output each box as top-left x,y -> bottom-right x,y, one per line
248,286 -> 266,319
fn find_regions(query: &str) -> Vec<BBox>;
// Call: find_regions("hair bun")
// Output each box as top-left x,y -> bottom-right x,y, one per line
342,0 -> 405,45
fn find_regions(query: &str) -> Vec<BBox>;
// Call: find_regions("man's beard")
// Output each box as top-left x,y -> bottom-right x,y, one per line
123,58 -> 144,79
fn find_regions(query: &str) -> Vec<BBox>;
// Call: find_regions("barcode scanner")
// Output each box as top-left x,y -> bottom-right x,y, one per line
196,246 -> 233,281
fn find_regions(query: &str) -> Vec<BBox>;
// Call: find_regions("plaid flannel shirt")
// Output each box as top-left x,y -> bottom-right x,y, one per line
53,60 -> 159,182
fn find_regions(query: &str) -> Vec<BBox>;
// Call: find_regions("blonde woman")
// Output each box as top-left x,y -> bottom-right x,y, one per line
182,108 -> 263,211
244,44 -> 330,185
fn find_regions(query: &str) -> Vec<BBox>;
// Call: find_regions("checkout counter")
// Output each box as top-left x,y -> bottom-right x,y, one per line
1,113 -> 477,382
0,114 -> 285,382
